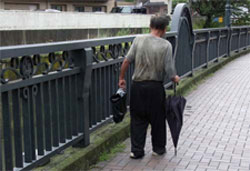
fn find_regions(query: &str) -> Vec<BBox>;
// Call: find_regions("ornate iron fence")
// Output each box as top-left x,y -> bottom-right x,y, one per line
0,4 -> 250,171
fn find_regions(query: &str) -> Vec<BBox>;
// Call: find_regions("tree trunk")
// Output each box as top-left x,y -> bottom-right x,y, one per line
204,15 -> 212,28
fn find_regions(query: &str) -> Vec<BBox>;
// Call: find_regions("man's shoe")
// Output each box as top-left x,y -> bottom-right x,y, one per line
152,150 -> 166,156
130,152 -> 144,159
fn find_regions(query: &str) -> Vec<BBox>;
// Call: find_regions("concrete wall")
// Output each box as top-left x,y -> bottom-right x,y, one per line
0,10 -> 152,30
0,28 -> 149,46
0,10 -> 152,46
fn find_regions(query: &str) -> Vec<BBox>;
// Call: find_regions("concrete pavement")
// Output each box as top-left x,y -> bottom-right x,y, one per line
91,52 -> 250,171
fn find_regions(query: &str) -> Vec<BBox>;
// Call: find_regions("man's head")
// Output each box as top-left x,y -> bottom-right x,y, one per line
150,15 -> 171,37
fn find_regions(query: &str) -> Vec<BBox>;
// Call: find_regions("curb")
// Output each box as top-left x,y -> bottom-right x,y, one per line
34,49 -> 250,171
34,115 -> 130,171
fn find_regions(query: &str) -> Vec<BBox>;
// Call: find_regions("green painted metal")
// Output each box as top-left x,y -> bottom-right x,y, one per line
29,86 -> 36,161
35,83 -> 45,156
58,77 -> 66,142
51,79 -> 59,147
21,88 -> 32,163
171,3 -> 194,77
12,89 -> 23,167
65,76 -> 72,140
72,75 -> 78,136
2,92 -> 13,170
43,82 -> 52,151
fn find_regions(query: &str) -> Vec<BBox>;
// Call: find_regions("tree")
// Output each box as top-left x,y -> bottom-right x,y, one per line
191,0 -> 226,28
231,0 -> 250,26
190,0 -> 250,28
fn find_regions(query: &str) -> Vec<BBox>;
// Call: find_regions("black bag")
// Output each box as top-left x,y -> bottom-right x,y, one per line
110,92 -> 127,123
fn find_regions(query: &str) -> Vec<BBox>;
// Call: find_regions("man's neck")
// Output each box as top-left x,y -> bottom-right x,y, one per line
150,29 -> 163,38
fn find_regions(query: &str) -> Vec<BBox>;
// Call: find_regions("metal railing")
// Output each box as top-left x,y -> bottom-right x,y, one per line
0,25 -> 249,171
0,5 -> 250,170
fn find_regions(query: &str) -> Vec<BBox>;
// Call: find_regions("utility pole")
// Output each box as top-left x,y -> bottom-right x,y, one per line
189,0 -> 196,15
225,0 -> 231,27
189,0 -> 192,7
225,0 -> 231,57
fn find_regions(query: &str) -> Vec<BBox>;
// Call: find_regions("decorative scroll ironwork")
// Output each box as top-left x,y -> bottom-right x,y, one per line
91,42 -> 131,63
22,87 -> 29,99
0,51 -> 74,84
21,85 -> 38,100
20,56 -> 34,79
32,85 -> 38,97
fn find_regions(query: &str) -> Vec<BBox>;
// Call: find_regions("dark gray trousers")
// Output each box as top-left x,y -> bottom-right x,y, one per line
130,81 -> 166,156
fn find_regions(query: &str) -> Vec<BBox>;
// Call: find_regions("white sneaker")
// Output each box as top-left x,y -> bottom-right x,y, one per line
130,152 -> 144,159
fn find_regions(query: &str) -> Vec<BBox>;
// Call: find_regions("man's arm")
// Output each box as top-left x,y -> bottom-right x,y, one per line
118,37 -> 137,89
165,44 -> 180,83
119,58 -> 130,89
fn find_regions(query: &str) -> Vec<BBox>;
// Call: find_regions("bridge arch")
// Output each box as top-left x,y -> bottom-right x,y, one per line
171,3 -> 195,77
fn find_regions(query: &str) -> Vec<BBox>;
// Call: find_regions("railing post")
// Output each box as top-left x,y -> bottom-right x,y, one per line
2,92 -> 13,170
245,28 -> 248,49
227,28 -> 232,57
0,102 -> 2,171
82,48 -> 92,146
205,31 -> 211,67
237,28 -> 241,52
71,48 -> 92,147
248,28 -> 250,48
216,30 -> 221,62
191,33 -> 196,76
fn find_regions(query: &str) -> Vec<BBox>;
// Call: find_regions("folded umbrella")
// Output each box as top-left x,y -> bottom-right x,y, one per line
110,88 -> 127,123
165,83 -> 186,155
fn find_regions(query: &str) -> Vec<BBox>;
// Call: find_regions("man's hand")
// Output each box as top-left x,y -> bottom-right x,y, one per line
119,58 -> 130,90
119,79 -> 126,90
172,75 -> 180,83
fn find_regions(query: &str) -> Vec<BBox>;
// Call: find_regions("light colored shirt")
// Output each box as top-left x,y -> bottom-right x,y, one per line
126,34 -> 176,82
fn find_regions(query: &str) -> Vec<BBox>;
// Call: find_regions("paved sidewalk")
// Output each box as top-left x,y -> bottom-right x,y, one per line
91,53 -> 250,171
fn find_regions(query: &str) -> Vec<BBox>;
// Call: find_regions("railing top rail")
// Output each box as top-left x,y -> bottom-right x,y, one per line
193,26 -> 249,34
231,25 -> 250,29
0,32 -> 178,59
0,35 -> 134,59
194,27 -> 229,33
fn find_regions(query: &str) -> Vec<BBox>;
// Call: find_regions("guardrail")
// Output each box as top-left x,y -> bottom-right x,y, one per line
0,5 -> 250,171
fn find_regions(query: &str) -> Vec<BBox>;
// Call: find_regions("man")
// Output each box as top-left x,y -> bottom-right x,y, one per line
119,15 -> 179,159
